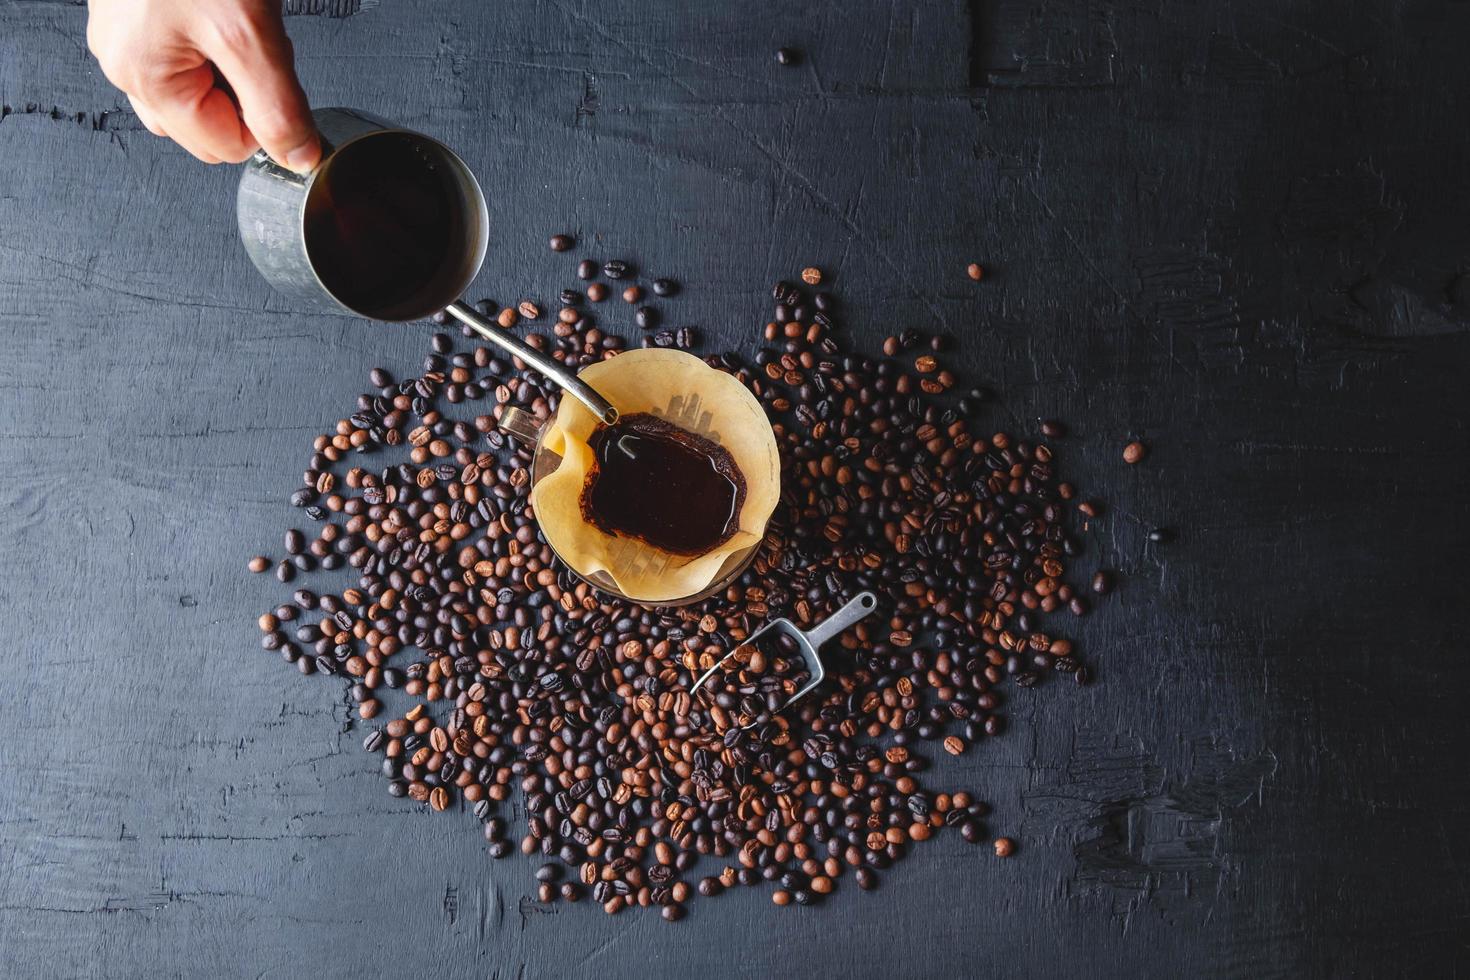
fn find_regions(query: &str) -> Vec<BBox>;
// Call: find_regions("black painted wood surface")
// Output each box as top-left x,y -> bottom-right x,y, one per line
2,1 -> 1467,976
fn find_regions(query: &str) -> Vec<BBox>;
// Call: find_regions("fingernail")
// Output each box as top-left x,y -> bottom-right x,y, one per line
282,141 -> 321,174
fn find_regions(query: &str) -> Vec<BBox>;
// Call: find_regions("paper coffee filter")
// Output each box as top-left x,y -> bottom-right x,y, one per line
532,348 -> 779,604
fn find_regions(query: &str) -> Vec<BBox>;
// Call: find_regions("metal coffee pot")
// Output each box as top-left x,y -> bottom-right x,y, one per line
236,107 -> 617,424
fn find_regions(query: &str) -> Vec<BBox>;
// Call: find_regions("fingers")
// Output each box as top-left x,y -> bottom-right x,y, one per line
144,62 -> 260,164
128,97 -> 168,138
86,0 -> 314,168
201,9 -> 319,172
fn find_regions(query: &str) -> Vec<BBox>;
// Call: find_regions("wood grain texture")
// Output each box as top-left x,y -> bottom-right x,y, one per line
2,0 -> 1468,977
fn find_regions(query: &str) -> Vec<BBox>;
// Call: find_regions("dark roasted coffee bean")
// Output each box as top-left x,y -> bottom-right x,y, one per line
776,47 -> 800,65
603,259 -> 630,280
549,233 -> 574,252
652,278 -> 678,297
577,259 -> 598,280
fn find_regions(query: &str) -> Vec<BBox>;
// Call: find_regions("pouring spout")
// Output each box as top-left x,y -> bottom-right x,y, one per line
445,301 -> 619,425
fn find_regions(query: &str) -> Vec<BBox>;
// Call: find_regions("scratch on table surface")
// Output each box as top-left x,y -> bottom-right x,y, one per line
516,894 -> 558,930
1030,730 -> 1279,924
442,883 -> 459,925
575,71 -> 600,127
475,880 -> 505,941
160,832 -> 352,842
0,104 -> 146,132
282,0 -> 376,17
572,923 -> 640,969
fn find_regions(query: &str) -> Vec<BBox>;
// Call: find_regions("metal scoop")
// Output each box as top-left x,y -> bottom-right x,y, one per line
691,591 -> 879,718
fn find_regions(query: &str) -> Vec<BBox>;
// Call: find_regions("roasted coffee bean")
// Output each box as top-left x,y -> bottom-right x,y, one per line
247,556 -> 270,573
603,259 -> 630,280
549,233 -> 574,252
1123,440 -> 1147,464
775,47 -> 800,65
652,278 -> 678,297
577,259 -> 598,280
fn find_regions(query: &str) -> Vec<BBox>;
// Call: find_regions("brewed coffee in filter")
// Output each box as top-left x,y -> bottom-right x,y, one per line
581,413 -> 748,556
532,348 -> 780,604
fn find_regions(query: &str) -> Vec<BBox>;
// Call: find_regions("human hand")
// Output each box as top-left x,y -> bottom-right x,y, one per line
87,0 -> 321,171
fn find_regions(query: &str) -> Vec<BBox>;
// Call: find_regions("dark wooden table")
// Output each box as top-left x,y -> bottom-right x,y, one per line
2,1 -> 1467,976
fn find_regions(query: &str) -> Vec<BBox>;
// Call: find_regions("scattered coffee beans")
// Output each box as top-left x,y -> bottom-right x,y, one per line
249,256 -> 1113,921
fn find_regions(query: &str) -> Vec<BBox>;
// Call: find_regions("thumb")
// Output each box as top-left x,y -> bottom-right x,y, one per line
203,12 -> 319,172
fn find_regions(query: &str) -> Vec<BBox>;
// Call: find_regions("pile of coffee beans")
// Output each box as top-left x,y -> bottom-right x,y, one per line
250,252 -> 1109,920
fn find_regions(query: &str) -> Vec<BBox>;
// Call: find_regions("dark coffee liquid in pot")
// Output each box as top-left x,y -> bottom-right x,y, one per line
304,134 -> 457,318
581,414 -> 746,556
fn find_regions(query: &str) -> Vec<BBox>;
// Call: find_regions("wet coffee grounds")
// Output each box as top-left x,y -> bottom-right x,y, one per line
249,251 -> 1112,920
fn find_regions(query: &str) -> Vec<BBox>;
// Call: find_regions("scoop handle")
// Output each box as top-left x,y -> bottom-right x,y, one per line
446,300 -> 619,425
800,592 -> 879,650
